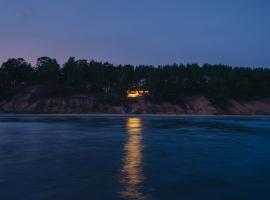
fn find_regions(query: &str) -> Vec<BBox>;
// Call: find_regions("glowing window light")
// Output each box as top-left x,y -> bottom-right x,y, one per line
127,90 -> 149,98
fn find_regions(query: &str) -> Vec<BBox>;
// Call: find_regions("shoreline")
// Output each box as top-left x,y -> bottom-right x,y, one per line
0,113 -> 269,118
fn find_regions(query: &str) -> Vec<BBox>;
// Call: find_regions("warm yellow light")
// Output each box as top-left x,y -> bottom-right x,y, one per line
127,90 -> 149,98
127,90 -> 138,98
120,118 -> 145,199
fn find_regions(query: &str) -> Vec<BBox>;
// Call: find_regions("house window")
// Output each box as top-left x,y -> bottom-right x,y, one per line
127,89 -> 149,98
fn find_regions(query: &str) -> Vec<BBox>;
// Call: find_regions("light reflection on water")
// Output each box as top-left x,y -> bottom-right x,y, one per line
120,118 -> 145,200
1,116 -> 270,199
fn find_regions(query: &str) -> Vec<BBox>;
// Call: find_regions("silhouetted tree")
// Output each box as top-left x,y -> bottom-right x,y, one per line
1,57 -> 270,105
36,57 -> 62,95
1,58 -> 33,88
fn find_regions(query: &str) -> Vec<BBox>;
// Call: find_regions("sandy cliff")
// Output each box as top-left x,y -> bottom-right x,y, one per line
1,87 -> 270,115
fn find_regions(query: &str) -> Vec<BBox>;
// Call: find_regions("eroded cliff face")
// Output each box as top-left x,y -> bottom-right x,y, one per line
228,99 -> 270,115
0,87 -> 122,113
1,87 -> 270,115
126,96 -> 219,115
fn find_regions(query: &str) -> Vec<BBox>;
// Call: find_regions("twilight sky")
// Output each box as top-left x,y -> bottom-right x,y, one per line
0,0 -> 270,67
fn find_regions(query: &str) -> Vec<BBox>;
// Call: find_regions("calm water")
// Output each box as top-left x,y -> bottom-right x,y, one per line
0,116 -> 270,200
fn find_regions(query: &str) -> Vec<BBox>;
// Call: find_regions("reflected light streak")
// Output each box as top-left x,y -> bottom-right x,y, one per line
120,118 -> 145,200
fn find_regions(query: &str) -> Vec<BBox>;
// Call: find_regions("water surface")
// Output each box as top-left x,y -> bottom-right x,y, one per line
0,116 -> 270,200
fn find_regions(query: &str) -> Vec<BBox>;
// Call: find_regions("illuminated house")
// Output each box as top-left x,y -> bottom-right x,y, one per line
127,78 -> 149,98
127,88 -> 149,98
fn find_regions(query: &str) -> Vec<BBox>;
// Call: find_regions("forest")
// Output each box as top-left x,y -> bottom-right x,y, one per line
1,57 -> 270,106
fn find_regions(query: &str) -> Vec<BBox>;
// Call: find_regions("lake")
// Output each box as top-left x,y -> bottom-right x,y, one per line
0,115 -> 270,200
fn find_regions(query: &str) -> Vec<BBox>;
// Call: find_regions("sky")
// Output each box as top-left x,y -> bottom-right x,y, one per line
0,0 -> 270,67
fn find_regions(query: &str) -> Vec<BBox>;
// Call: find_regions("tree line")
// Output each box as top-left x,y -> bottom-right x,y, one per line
1,57 -> 270,105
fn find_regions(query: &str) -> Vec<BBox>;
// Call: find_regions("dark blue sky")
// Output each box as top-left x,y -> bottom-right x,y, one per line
0,0 -> 270,67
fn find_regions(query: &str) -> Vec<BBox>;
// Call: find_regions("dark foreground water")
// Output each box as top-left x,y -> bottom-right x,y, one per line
0,116 -> 270,200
